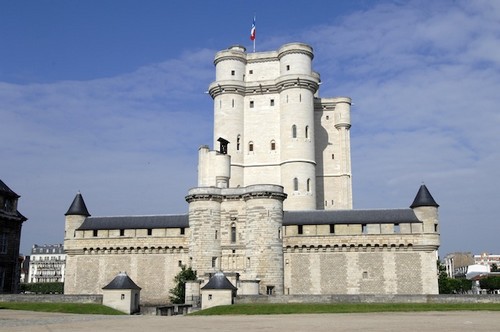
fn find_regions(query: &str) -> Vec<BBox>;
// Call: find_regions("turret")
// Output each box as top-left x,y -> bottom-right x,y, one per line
277,43 -> 319,210
64,192 -> 90,240
410,184 -> 439,234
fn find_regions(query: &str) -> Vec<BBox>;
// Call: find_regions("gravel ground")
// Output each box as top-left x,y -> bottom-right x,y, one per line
1,310 -> 500,332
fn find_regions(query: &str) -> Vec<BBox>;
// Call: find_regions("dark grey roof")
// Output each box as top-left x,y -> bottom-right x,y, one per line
410,184 -> 439,208
0,179 -> 20,198
283,208 -> 420,225
201,272 -> 237,290
102,272 -> 141,290
78,214 -> 188,230
65,192 -> 91,217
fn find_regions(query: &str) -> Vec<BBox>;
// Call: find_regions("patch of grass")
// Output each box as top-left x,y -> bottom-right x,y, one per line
0,302 -> 125,315
191,303 -> 500,315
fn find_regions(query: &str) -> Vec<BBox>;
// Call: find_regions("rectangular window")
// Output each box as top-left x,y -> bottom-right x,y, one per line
329,224 -> 335,234
286,65 -> 290,71
394,223 -> 400,233
0,233 -> 7,254
147,228 -> 152,236
119,229 -> 125,237
249,70 -> 253,74
231,70 -> 235,76
93,230 -> 98,237
266,286 -> 275,295
270,99 -> 275,106
180,228 -> 185,235
212,257 -> 217,268
362,224 -> 367,234
434,224 -> 438,232
249,100 -> 254,108
298,225 -> 303,235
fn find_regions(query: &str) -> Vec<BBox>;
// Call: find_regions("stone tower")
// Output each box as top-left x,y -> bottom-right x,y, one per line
208,43 -> 352,211
64,191 -> 90,241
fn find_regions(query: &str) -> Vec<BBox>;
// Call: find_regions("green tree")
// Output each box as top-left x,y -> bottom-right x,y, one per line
169,266 -> 197,304
437,260 -> 472,294
479,276 -> 500,293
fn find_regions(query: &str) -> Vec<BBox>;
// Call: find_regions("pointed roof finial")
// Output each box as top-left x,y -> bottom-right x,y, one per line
65,191 -> 91,216
410,184 -> 439,208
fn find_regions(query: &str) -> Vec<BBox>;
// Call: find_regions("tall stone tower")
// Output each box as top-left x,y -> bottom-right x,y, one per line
208,43 -> 352,211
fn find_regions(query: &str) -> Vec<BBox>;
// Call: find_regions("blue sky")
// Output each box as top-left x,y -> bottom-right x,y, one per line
1,0 -> 499,257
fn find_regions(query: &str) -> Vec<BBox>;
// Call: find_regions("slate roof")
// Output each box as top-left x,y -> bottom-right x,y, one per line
65,192 -> 91,217
78,214 -> 188,230
283,208 -> 421,225
201,272 -> 237,290
410,184 -> 439,208
0,179 -> 20,198
102,272 -> 141,290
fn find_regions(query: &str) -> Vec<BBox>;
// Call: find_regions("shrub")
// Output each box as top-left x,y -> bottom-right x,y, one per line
20,282 -> 64,294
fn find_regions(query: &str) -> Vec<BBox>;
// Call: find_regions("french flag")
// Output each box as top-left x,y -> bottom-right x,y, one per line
250,17 -> 256,41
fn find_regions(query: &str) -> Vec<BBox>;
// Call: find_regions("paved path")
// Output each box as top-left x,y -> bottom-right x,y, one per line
1,310 -> 500,332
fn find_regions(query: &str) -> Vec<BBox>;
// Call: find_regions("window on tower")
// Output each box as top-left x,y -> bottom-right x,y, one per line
237,135 -> 241,151
293,177 -> 298,191
307,178 -> 311,192
270,99 -> 275,106
270,140 -> 276,151
250,101 -> 254,108
249,141 -> 254,152
231,223 -> 236,243
292,125 -> 297,138
305,125 -> 309,139
231,70 -> 235,76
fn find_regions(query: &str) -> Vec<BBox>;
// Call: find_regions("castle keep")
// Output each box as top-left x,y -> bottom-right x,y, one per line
64,43 -> 440,304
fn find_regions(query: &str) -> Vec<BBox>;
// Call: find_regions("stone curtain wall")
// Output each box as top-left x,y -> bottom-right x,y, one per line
284,250 -> 437,295
65,251 -> 188,304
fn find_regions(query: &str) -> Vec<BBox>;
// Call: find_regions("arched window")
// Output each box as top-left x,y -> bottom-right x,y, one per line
293,178 -> 298,191
305,125 -> 309,139
270,140 -> 276,151
237,135 -> 241,151
249,141 -> 254,152
231,223 -> 236,243
307,178 -> 311,192
292,125 -> 297,138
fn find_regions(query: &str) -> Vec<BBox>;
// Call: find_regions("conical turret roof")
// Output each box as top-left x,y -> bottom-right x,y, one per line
65,192 -> 91,216
410,184 -> 439,208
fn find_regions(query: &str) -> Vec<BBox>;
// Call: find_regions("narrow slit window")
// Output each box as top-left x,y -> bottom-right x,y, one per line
231,223 -> 236,243
329,224 -> 335,234
250,100 -> 254,108
271,140 -> 276,151
307,178 -> 311,192
305,125 -> 309,139
298,225 -> 303,234
286,65 -> 290,71
293,177 -> 298,191
270,99 -> 275,106
147,229 -> 152,236
237,135 -> 241,151
249,141 -> 254,152
231,70 -> 235,76
292,125 -> 297,138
